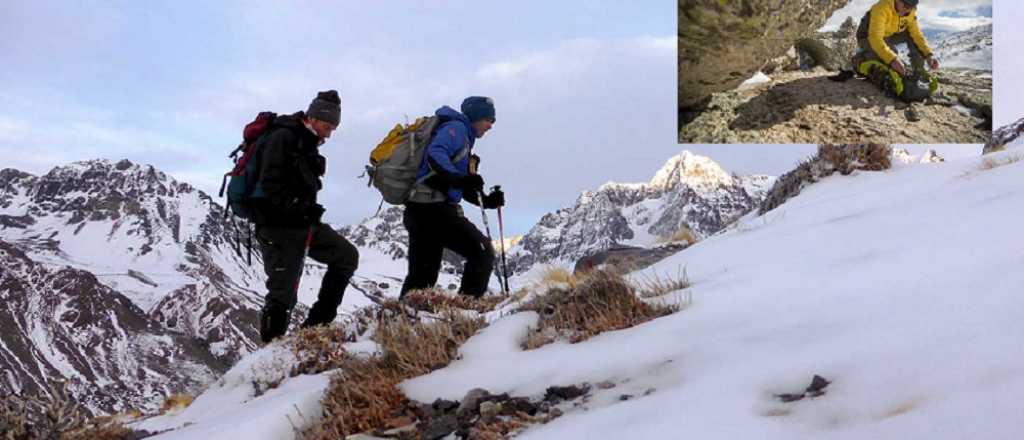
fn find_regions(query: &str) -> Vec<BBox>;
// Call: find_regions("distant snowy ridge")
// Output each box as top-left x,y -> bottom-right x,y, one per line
931,24 -> 992,70
507,150 -> 775,277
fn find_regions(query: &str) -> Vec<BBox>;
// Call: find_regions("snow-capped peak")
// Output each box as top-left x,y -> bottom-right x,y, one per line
649,150 -> 734,189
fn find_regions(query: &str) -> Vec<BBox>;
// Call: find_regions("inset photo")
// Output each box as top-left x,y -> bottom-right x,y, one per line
679,0 -> 992,144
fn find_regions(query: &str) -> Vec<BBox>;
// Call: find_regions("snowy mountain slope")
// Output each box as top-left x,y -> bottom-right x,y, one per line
0,160 -> 266,350
0,240 -> 219,416
507,150 -> 775,277
141,149 -> 1023,439
0,159 -> 459,413
407,149 -> 1023,439
931,24 -> 992,70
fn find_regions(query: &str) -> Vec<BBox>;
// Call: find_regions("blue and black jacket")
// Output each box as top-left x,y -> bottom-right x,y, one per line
416,106 -> 484,205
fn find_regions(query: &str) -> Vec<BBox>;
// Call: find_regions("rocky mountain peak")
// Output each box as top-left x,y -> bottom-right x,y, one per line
507,151 -> 776,276
649,150 -> 734,190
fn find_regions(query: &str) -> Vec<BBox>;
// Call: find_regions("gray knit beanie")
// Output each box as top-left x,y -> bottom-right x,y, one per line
307,90 -> 341,125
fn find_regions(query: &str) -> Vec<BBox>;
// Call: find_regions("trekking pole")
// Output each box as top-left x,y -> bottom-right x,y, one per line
493,186 -> 511,294
477,190 -> 504,294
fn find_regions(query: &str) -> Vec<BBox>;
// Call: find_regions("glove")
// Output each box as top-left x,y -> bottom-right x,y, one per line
482,188 -> 505,209
304,203 -> 326,224
457,174 -> 484,193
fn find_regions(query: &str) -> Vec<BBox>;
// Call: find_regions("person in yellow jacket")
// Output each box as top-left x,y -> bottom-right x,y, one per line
853,0 -> 939,78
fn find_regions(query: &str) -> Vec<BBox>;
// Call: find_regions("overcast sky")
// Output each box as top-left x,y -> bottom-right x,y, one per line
0,1 -> 1002,236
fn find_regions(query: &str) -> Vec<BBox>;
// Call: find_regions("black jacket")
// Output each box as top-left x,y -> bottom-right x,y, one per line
251,112 -> 327,227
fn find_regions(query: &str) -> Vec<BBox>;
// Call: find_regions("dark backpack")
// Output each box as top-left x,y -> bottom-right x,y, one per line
219,112 -> 277,220
218,111 -> 276,264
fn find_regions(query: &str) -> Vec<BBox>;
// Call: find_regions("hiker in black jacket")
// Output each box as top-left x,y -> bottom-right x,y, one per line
400,96 -> 504,299
251,90 -> 359,343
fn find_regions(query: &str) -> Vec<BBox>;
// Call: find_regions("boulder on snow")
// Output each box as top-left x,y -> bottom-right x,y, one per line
774,374 -> 832,402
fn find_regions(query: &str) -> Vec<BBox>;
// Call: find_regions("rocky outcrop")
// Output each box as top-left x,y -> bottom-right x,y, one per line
760,144 -> 893,215
679,68 -> 991,144
678,0 -> 852,111
795,16 -> 859,71
984,117 -> 1024,154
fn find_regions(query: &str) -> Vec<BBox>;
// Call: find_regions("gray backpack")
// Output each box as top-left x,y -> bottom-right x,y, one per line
366,116 -> 468,205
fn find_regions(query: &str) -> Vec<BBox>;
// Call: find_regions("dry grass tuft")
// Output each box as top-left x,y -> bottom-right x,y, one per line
159,394 -> 194,414
0,381 -> 140,440
537,265 -> 578,286
402,287 -> 506,314
289,324 -> 356,376
637,269 -> 692,299
658,225 -> 698,245
301,310 -> 486,439
978,154 -> 1022,171
818,144 -> 892,173
518,270 -> 680,350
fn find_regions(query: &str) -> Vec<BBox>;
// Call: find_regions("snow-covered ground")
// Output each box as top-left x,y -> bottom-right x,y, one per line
136,148 -> 1023,439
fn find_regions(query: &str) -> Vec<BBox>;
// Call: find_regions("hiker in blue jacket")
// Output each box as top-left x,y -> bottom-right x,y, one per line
400,96 -> 505,298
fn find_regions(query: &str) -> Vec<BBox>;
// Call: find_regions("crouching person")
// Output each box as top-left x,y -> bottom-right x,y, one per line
251,90 -> 359,343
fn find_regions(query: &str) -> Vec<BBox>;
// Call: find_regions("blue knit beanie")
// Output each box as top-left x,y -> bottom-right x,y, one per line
461,96 -> 496,123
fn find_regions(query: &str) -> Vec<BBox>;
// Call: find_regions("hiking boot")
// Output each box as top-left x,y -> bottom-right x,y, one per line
259,303 -> 290,343
905,104 -> 921,122
300,302 -> 338,329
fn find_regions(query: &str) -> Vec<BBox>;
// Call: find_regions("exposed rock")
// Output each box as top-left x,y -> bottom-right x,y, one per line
760,144 -> 893,215
573,243 -> 686,275
420,413 -> 459,440
919,149 -> 944,163
411,387 -> 583,439
762,47 -> 798,75
679,68 -> 991,144
795,16 -> 859,71
679,0 -> 852,111
984,117 -> 1024,154
774,374 -> 832,402
458,388 -> 491,416
544,384 -> 591,403
478,401 -> 500,422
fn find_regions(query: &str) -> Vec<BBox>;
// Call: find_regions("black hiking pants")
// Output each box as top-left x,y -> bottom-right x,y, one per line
401,202 -> 495,298
256,223 -> 358,322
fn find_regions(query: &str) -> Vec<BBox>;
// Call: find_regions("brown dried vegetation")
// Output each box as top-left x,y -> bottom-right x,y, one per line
0,381 -> 143,440
518,270 -> 681,350
299,308 -> 485,439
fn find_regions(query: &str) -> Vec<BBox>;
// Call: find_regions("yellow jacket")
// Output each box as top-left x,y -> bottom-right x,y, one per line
868,0 -> 933,64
